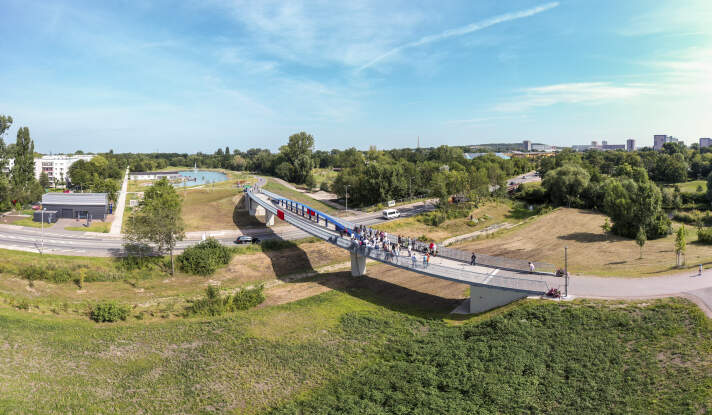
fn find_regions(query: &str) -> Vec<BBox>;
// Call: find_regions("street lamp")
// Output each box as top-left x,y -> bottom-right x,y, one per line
40,208 -> 46,255
345,185 -> 351,212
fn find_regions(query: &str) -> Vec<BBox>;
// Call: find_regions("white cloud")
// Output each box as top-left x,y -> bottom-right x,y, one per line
358,2 -> 559,71
495,82 -> 654,112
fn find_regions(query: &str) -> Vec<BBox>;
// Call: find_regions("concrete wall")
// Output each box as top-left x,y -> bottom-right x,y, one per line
469,285 -> 528,313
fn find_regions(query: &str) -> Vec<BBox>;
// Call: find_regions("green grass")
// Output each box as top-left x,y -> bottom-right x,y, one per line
675,180 -> 707,194
0,295 -> 708,414
271,298 -> 711,414
64,222 -> 111,233
264,180 -> 338,215
6,217 -> 54,228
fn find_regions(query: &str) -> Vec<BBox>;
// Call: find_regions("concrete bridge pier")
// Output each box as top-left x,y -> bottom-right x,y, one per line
247,195 -> 265,217
265,211 -> 275,227
350,251 -> 367,276
469,285 -> 528,314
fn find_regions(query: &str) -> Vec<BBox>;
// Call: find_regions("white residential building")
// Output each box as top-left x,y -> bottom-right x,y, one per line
3,155 -> 94,184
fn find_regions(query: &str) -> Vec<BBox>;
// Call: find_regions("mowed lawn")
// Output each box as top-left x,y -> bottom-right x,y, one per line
455,208 -> 712,277
674,179 -> 706,193
374,201 -> 534,242
264,180 -> 338,215
0,296 -> 709,414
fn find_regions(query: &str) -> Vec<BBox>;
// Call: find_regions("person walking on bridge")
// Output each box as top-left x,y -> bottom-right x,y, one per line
470,252 -> 477,266
411,253 -> 417,268
425,252 -> 430,268
529,261 -> 535,273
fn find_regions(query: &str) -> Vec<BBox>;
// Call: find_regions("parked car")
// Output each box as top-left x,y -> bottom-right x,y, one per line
235,236 -> 260,244
382,208 -> 400,219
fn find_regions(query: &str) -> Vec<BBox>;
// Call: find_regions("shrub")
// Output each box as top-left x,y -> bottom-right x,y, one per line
185,285 -> 264,317
20,265 -> 48,281
90,302 -> 130,322
177,238 -> 234,275
319,181 -> 331,192
697,228 -> 712,244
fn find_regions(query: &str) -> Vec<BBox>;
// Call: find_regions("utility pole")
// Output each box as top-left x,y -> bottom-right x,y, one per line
409,177 -> 413,200
40,209 -> 45,255
345,185 -> 350,212
564,246 -> 568,298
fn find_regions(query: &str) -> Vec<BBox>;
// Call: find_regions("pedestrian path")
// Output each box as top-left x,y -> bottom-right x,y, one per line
109,167 -> 129,235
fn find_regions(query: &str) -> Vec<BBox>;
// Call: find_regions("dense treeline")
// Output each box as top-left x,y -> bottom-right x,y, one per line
517,147 -> 710,239
332,147 -> 533,206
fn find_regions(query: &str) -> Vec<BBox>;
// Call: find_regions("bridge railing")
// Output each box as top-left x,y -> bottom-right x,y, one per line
247,190 -> 549,294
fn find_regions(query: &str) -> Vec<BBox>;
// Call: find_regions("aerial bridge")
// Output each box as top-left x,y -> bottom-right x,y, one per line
245,184 -> 553,313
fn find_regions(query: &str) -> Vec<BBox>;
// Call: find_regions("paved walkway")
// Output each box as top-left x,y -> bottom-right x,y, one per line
109,167 -> 129,235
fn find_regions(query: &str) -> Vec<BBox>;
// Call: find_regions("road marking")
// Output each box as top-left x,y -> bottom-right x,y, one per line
484,268 -> 499,284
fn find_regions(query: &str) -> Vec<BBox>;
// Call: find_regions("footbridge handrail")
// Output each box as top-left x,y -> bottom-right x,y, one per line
246,188 -> 549,295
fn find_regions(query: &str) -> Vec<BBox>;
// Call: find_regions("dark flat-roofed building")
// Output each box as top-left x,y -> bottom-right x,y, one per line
40,193 -> 109,221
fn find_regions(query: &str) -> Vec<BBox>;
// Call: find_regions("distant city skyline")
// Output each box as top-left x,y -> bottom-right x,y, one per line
1,0 -> 711,153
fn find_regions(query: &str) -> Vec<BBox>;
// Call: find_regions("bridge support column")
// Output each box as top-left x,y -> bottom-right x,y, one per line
350,251 -> 367,276
265,211 -> 275,227
469,285 -> 528,314
247,196 -> 256,216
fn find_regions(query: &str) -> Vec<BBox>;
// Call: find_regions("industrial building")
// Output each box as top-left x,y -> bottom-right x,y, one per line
39,193 -> 109,221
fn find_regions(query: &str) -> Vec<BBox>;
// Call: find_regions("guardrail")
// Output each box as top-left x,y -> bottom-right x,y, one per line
247,189 -> 549,294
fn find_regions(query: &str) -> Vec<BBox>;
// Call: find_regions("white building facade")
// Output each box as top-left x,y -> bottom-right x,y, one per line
3,155 -> 94,184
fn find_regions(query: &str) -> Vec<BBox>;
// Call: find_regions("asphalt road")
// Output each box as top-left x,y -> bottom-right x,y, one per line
0,199 -> 433,256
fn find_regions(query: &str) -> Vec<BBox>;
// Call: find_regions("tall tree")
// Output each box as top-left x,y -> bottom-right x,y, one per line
675,225 -> 687,267
39,172 -> 50,189
0,115 -> 12,209
124,178 -> 185,275
279,132 -> 315,184
10,127 -> 41,204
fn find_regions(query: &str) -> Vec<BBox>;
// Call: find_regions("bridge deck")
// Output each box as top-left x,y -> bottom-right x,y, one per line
248,189 -> 551,295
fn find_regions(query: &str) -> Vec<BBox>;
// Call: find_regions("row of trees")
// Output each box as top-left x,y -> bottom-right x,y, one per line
67,156 -> 123,201
0,115 -> 44,210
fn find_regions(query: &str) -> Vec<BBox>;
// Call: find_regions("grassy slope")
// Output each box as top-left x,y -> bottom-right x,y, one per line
0,296 -> 708,414
456,208 -> 712,277
271,298 -> 711,414
264,180 -> 338,215
373,200 -> 539,243
0,240 -> 349,320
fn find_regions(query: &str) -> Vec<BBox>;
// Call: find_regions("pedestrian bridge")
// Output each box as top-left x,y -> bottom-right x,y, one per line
245,185 -> 551,313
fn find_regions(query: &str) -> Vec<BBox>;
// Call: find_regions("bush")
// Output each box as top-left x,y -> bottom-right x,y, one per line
697,228 -> 712,244
185,285 -> 265,317
177,238 -> 234,275
319,181 -> 330,192
90,302 -> 130,322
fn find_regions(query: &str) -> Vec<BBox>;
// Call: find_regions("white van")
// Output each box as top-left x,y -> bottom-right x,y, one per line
382,208 -> 400,219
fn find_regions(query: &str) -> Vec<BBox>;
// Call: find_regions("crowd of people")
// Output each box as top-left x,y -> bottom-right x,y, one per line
340,225 -> 440,269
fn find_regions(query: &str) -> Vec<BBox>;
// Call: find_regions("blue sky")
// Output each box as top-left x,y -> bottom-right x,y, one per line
0,0 -> 710,153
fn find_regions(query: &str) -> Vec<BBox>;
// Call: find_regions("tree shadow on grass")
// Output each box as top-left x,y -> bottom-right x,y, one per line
558,232 -> 608,243
232,201 -> 315,279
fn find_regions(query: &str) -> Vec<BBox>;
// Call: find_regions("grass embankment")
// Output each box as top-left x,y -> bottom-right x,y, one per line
311,168 -> 337,188
0,239 -> 348,320
5,217 -> 53,229
64,222 -> 111,233
456,207 -> 712,277
264,180 -> 338,215
374,200 -> 541,243
0,296 -> 708,414
126,171 -> 256,232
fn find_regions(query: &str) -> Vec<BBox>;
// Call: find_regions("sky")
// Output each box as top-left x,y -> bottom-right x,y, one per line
0,0 -> 711,153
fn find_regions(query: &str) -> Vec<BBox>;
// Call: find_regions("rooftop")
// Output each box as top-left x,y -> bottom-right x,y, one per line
41,193 -> 108,206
